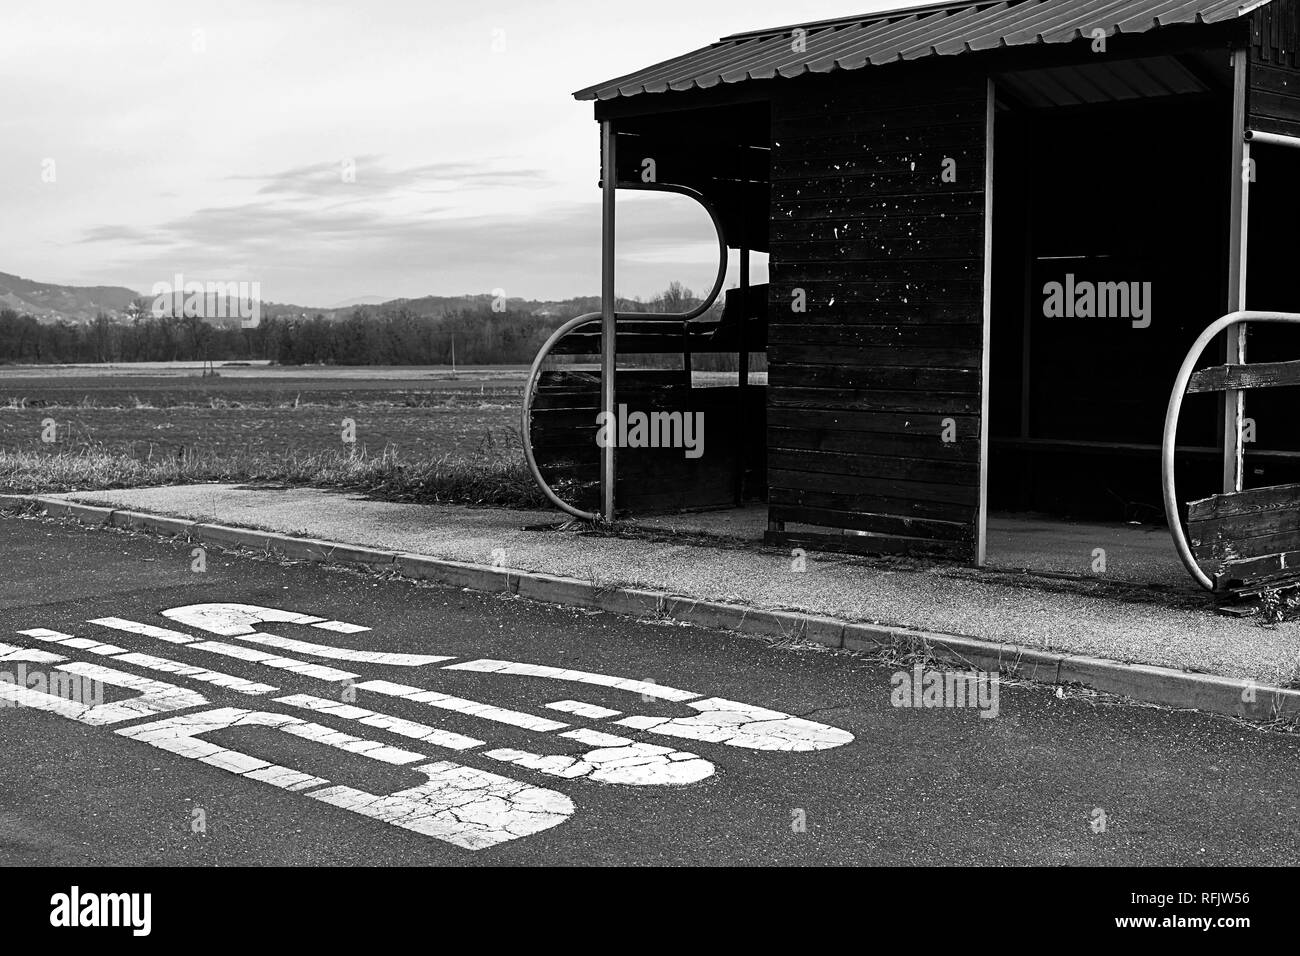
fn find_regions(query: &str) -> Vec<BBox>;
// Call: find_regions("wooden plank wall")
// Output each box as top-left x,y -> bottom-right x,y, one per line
1188,482 -> 1300,592
1249,0 -> 1300,136
531,370 -> 761,514
765,72 -> 988,559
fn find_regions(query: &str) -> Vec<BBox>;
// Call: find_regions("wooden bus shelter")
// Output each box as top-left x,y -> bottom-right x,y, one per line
523,0 -> 1300,595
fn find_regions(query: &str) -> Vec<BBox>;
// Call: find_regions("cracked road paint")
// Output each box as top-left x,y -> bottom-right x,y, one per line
444,659 -> 851,752
161,604 -> 333,636
275,693 -> 485,751
277,692 -> 714,786
616,698 -> 856,751
445,659 -> 698,701
486,728 -> 715,786
6,602 -> 853,851
309,762 -> 573,851
353,679 -> 570,732
118,707 -> 573,848
0,641 -> 66,664
0,656 -> 209,726
17,628 -> 276,695
545,700 -> 622,719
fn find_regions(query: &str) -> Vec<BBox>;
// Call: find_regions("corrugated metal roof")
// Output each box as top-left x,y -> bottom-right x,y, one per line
997,53 -> 1209,105
574,0 -> 1258,100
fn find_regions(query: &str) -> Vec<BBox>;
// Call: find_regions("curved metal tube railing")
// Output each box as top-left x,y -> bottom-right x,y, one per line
1162,310 -> 1300,590
520,182 -> 730,521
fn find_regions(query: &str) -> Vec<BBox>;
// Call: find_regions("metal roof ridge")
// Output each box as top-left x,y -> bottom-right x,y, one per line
574,0 -> 1269,101
719,0 -> 1012,42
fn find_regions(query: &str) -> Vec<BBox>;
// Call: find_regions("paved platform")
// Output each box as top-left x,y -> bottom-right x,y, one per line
36,483 -> 1300,685
631,506 -> 1189,587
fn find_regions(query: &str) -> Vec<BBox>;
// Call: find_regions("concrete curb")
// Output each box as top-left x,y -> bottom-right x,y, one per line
4,493 -> 1297,723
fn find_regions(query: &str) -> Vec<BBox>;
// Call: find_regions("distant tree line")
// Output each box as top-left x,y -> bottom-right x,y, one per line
0,306 -> 569,366
0,281 -> 755,370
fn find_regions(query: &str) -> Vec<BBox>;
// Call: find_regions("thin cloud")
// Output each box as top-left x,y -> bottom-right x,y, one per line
230,157 -> 549,199
78,197 -> 725,304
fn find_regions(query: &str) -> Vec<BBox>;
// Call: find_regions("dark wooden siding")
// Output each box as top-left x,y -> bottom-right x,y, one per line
1189,483 -> 1300,594
765,73 -> 988,559
1249,0 -> 1300,136
531,370 -> 764,514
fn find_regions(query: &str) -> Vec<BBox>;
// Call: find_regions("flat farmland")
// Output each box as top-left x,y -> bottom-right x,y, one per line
0,365 -> 525,460
0,364 -> 544,504
0,404 -> 521,459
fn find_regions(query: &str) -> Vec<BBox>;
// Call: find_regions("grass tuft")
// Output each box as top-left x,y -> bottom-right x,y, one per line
0,436 -> 546,509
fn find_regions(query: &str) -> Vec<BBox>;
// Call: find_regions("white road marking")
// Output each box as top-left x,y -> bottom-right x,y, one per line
230,631 -> 451,667
274,691 -> 713,787
89,618 -> 198,643
113,653 -> 277,695
443,657 -> 853,752
560,728 -> 637,748
309,762 -> 573,851
311,620 -> 369,634
277,720 -> 428,765
0,641 -> 66,664
275,694 -> 483,751
187,641 -> 356,682
161,604 -> 328,636
0,660 -> 208,725
544,700 -> 621,719
14,602 -> 856,850
86,619 -> 357,682
486,723 -> 714,786
445,659 -> 697,702
615,697 -> 855,751
120,706 -> 573,850
354,679 -> 569,732
18,628 -> 126,655
120,709 -> 332,790
94,607 -> 855,752
151,605 -> 444,666
14,629 -> 276,695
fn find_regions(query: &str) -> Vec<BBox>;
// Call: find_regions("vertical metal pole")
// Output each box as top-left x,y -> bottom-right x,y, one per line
600,121 -> 617,522
976,79 -> 995,566
1224,48 -> 1250,494
1019,122 -> 1033,442
735,243 -> 750,505
738,248 -> 750,383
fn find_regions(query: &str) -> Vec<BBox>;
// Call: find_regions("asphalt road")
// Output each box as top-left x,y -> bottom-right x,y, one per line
0,513 -> 1297,866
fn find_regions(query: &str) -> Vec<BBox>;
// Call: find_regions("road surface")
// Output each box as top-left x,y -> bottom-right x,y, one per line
1,513 -> 1296,866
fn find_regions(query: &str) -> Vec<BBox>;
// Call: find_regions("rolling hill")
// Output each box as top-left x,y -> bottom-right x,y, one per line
0,271 -> 141,323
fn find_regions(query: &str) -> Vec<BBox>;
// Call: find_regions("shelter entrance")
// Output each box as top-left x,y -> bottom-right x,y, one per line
986,61 -> 1233,574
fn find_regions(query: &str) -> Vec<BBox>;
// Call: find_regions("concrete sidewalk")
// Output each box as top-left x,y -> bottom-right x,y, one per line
630,504 -> 1191,586
21,482 -> 1300,689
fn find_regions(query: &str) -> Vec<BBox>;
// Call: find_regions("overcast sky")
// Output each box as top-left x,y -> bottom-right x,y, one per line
0,0 -> 926,307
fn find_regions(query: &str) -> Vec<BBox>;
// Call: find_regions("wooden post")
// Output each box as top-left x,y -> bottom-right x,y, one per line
1224,47 -> 1250,494
600,120 -> 617,523
977,78 -> 995,566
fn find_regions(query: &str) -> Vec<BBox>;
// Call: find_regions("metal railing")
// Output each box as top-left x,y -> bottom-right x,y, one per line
1162,310 -> 1300,590
520,182 -> 730,521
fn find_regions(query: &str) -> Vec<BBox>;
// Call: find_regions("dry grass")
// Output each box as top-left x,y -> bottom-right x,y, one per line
0,439 -> 546,509
0,369 -> 549,507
